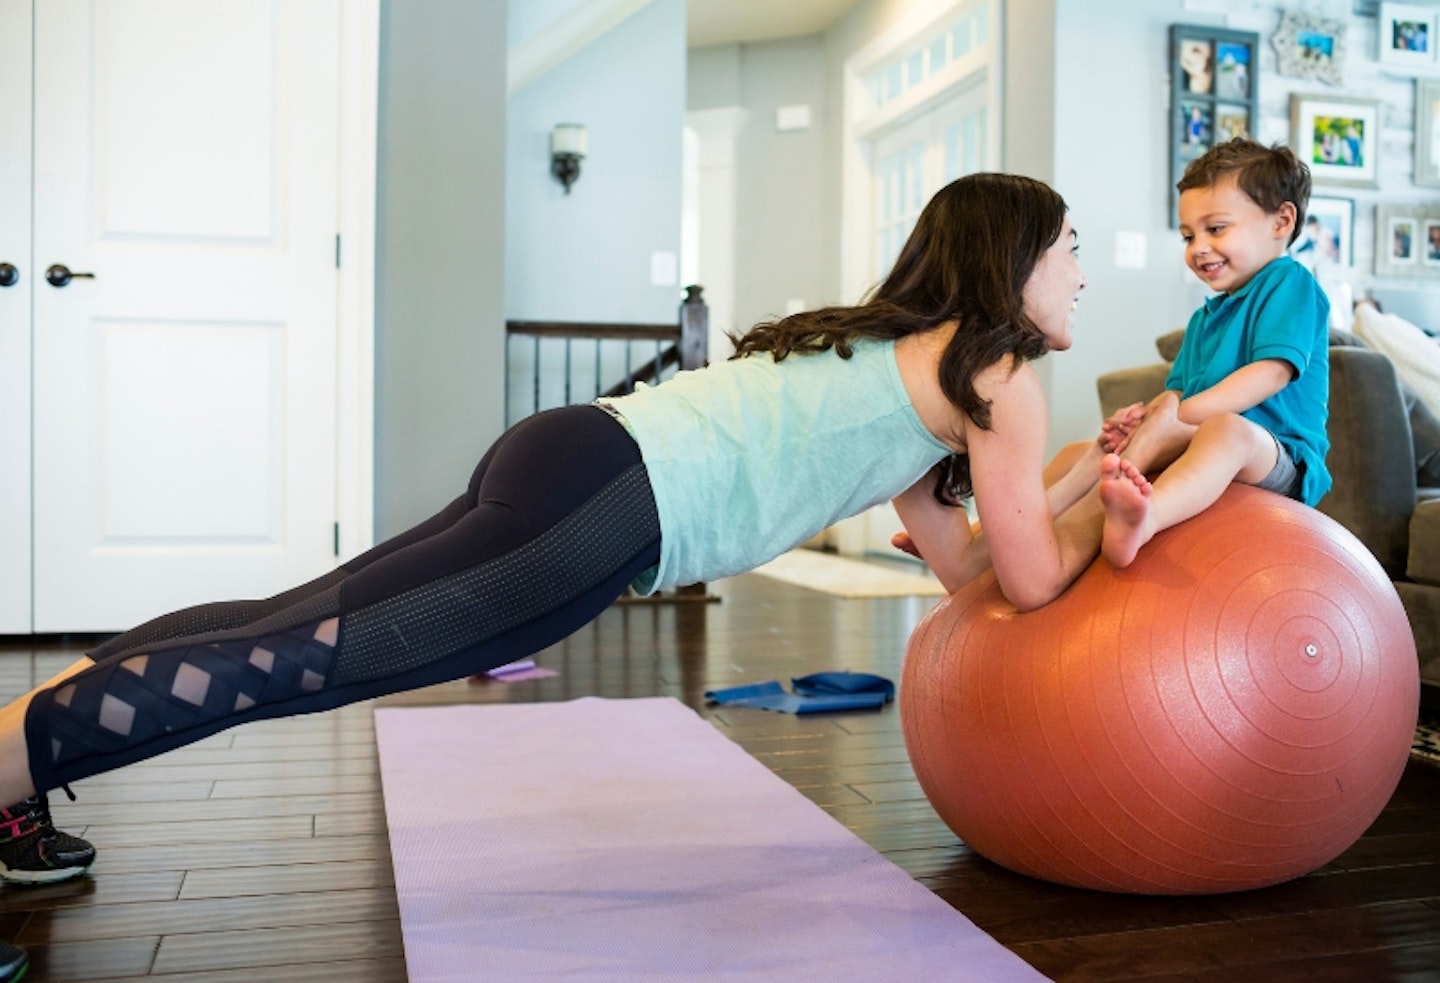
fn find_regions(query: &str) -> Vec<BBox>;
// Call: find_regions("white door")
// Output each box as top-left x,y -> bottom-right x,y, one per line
0,1 -> 33,632
29,1 -> 342,632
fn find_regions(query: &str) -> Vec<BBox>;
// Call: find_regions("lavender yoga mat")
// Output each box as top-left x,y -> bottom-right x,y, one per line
375,697 -> 1046,982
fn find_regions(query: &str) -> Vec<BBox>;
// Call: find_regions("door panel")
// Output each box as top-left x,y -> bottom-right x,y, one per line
32,0 -> 341,631
0,0 -> 32,633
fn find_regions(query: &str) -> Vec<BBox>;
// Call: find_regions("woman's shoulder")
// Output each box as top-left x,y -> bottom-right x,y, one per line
974,352 -> 1037,392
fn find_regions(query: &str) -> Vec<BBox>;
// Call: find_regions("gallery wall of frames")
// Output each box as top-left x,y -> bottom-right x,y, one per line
1169,2 -> 1440,281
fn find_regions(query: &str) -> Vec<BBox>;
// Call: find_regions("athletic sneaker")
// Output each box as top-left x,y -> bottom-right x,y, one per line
0,942 -> 25,982
0,793 -> 96,884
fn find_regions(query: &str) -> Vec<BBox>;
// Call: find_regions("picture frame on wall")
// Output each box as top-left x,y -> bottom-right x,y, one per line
1378,2 -> 1439,74
1271,10 -> 1347,86
1169,24 -> 1260,226
1417,78 -> 1440,187
1290,94 -> 1381,188
1375,202 -> 1440,277
1290,196 -> 1354,268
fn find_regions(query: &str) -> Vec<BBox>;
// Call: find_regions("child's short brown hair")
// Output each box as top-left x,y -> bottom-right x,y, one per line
1176,138 -> 1311,244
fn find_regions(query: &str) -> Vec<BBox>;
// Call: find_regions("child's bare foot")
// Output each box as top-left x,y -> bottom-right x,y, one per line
1099,453 -> 1154,568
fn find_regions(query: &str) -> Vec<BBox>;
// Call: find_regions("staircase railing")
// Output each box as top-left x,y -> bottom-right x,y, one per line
505,285 -> 708,426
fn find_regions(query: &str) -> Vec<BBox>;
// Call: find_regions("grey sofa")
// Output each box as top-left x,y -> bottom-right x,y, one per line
1097,327 -> 1440,709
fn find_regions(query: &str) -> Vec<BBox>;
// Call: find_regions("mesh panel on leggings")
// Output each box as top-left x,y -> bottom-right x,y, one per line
98,584 -> 346,665
89,569 -> 351,662
332,463 -> 658,686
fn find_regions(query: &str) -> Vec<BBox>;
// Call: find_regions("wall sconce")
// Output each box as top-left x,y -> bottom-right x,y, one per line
550,123 -> 587,194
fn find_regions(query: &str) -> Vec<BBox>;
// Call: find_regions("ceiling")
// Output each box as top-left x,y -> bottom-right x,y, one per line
686,0 -> 869,48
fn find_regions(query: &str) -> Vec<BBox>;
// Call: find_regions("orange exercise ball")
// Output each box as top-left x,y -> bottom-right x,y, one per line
901,484 -> 1419,894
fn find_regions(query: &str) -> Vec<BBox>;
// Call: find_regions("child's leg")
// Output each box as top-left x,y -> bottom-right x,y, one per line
1100,413 -> 1278,567
1117,391 -> 1196,477
0,405 -> 661,803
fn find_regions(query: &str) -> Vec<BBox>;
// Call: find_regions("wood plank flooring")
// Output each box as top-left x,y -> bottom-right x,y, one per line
0,571 -> 1436,981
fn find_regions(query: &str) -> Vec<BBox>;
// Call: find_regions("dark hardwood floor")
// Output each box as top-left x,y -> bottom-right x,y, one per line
0,571 -> 1436,981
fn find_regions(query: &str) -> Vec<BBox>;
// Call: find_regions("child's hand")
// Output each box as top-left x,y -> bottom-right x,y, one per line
1099,402 -> 1146,453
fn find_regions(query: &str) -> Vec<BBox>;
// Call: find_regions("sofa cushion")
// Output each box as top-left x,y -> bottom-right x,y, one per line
1409,498 -> 1440,587
1156,329 -> 1185,362
1353,303 -> 1440,419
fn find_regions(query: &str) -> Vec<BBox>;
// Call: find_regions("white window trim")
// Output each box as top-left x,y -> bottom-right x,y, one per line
840,0 -> 1002,305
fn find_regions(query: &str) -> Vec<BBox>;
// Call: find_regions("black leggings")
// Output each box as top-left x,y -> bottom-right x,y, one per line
24,406 -> 662,793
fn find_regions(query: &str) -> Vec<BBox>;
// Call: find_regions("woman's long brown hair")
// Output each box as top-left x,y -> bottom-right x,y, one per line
730,172 -> 1067,501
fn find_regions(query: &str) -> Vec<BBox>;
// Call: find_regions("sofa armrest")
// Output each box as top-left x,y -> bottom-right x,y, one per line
1097,364 -> 1169,419
1318,347 -> 1417,578
1409,498 -> 1440,586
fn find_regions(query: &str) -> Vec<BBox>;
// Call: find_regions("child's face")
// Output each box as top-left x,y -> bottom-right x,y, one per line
1177,176 -> 1296,294
1021,216 -> 1085,351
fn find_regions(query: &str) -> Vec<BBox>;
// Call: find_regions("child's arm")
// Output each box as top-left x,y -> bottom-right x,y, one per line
1174,358 -> 1294,424
1119,358 -> 1293,476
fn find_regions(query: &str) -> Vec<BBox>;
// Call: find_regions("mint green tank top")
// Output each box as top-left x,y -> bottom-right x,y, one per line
603,339 -> 953,593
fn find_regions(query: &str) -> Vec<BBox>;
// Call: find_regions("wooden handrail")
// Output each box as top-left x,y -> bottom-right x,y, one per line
507,322 -> 679,341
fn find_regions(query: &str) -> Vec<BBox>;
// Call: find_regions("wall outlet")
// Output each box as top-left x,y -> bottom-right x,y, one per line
650,251 -> 677,286
1114,231 -> 1148,269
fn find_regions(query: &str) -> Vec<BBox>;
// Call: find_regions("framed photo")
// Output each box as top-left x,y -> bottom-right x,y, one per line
1379,3 -> 1439,73
1291,94 -> 1380,188
1290,196 -> 1354,268
1426,220 -> 1440,265
1215,104 -> 1250,143
1170,24 -> 1259,226
1390,216 -> 1419,265
1418,78 -> 1440,188
1375,202 -> 1440,277
1272,10 -> 1348,85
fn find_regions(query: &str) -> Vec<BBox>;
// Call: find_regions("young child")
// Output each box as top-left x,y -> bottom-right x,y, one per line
1099,138 -> 1331,568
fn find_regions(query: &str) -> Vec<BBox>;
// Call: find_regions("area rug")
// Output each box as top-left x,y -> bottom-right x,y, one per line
750,548 -> 947,598
375,698 -> 1045,982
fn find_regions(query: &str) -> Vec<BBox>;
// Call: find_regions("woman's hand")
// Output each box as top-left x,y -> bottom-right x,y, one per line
1099,402 -> 1146,454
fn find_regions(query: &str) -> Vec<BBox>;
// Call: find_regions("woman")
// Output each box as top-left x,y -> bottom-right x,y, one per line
0,172 -> 1101,817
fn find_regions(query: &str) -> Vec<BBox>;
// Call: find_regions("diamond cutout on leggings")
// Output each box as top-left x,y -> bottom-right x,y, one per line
235,692 -> 256,711
301,669 -> 324,691
122,655 -> 149,677
99,694 -> 136,736
172,662 -> 212,707
250,646 -> 275,674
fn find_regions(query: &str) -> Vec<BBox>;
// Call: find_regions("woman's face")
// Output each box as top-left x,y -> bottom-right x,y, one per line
1021,217 -> 1085,351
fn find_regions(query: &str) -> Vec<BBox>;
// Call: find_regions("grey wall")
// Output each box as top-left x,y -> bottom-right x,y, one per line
506,0 -> 686,323
737,39 -> 831,328
374,0 -> 508,538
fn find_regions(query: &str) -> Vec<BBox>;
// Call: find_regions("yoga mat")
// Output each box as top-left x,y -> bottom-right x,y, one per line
750,548 -> 947,598
376,697 -> 1046,982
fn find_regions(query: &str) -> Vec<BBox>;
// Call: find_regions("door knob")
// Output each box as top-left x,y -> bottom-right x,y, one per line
0,263 -> 16,288
45,264 -> 96,288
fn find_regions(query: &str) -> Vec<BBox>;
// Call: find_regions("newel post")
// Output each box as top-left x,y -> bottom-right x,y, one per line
678,284 -> 708,371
